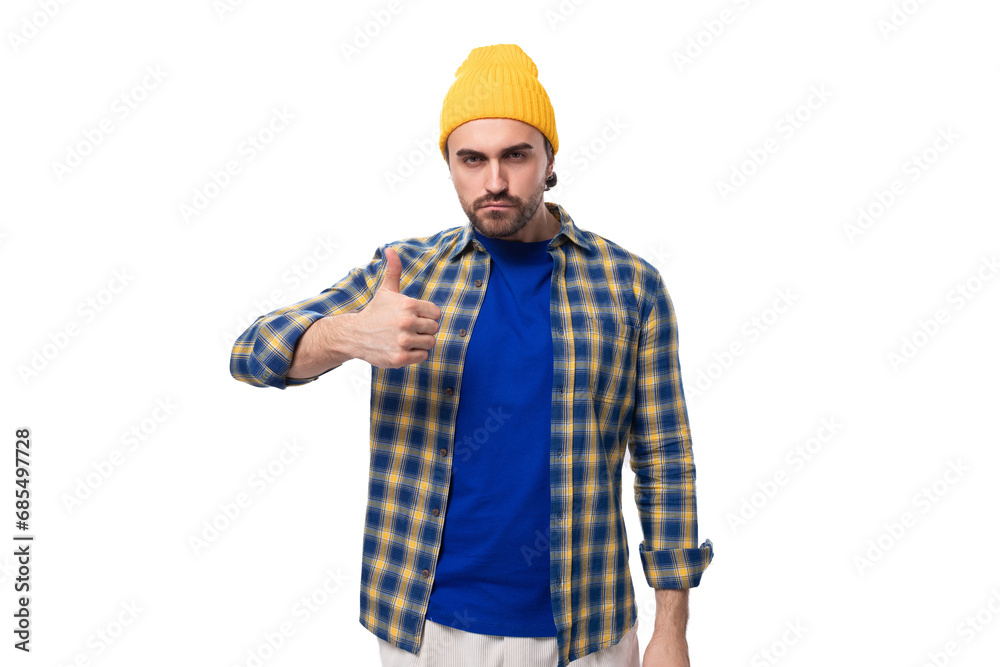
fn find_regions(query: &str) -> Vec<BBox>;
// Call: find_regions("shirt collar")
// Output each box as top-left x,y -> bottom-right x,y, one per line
447,201 -> 594,261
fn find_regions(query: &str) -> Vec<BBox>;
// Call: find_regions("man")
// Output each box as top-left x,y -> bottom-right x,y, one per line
230,43 -> 713,667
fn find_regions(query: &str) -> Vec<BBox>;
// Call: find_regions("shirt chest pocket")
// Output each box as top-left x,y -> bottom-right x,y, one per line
574,308 -> 639,391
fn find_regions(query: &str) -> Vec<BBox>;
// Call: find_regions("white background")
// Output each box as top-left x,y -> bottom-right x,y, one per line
2,0 -> 999,665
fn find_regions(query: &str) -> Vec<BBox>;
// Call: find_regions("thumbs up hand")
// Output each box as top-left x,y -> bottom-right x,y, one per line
355,246 -> 442,368
378,245 -> 403,294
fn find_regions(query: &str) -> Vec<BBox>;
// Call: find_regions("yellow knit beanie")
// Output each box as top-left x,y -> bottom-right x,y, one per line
439,44 -> 558,161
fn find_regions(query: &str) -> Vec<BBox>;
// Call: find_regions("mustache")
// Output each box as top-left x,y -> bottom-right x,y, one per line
477,195 -> 518,207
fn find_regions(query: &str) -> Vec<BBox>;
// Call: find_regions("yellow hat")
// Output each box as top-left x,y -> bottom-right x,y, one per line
439,44 -> 558,161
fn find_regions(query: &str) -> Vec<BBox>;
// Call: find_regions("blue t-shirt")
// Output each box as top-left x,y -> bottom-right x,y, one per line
425,228 -> 557,636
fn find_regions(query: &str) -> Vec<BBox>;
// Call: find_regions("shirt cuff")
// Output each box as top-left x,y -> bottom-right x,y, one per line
639,538 -> 714,589
245,309 -> 328,389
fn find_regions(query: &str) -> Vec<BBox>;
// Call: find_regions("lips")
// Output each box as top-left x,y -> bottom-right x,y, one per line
480,202 -> 512,209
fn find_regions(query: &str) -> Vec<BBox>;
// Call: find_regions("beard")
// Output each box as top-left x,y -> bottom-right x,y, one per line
460,179 -> 546,239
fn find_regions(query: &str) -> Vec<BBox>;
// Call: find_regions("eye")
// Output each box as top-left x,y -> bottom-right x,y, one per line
507,151 -> 525,159
462,155 -> 482,164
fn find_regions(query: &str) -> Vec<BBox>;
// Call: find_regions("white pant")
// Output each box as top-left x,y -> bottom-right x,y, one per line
377,618 -> 640,667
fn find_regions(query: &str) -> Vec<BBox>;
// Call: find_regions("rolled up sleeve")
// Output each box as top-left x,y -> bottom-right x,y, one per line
628,269 -> 714,589
229,248 -> 387,389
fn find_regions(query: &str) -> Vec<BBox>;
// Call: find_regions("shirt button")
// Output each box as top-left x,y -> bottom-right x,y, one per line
421,569 -> 430,578
459,328 -> 467,337
474,279 -> 482,287
432,508 -> 440,516
444,387 -> 453,395
439,448 -> 448,456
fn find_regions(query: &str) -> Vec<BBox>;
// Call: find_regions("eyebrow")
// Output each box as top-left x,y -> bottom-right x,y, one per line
454,142 -> 535,158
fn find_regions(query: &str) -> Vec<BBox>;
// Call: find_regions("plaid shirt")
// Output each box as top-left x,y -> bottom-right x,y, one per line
230,202 -> 714,666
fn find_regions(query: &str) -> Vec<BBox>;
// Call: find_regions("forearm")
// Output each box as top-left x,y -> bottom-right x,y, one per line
645,588 -> 690,666
287,312 -> 364,378
651,587 -> 689,640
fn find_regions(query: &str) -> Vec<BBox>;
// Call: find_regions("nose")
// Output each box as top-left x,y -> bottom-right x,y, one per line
484,160 -> 507,194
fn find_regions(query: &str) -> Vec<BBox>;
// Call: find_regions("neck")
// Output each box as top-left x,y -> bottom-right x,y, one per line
513,202 -> 559,242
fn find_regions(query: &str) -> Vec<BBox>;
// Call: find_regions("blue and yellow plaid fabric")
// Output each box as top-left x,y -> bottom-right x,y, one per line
230,202 -> 714,667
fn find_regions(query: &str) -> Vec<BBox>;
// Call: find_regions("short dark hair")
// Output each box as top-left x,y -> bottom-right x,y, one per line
445,135 -> 558,191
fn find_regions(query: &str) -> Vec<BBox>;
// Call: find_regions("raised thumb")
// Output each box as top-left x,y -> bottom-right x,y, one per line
379,246 -> 402,293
